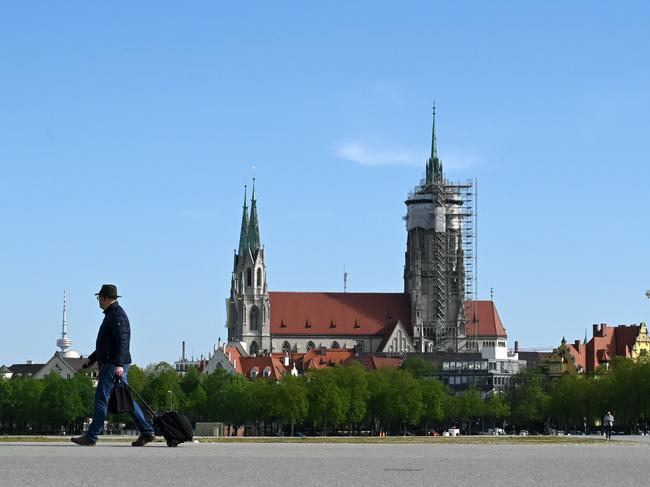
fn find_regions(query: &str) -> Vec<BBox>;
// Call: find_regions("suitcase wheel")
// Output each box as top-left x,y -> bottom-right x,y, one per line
167,440 -> 179,447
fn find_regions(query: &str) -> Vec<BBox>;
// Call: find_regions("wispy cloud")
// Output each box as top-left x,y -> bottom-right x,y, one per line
334,141 -> 421,167
334,140 -> 479,171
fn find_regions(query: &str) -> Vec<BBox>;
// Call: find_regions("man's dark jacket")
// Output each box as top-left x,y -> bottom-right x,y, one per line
88,301 -> 132,367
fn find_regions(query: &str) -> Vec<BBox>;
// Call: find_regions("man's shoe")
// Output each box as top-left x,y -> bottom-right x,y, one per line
131,433 -> 156,447
70,435 -> 95,446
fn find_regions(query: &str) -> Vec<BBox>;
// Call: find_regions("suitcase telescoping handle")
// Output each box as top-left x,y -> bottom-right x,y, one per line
122,381 -> 156,418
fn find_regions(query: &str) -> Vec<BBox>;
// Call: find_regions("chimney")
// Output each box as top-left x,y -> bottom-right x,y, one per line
27,360 -> 32,365
574,340 -> 581,348
593,324 -> 600,336
514,341 -> 519,353
182,341 -> 186,361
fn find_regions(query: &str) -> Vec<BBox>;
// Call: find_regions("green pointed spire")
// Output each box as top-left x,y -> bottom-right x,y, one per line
247,178 -> 260,254
426,103 -> 443,185
238,185 -> 249,256
431,102 -> 438,160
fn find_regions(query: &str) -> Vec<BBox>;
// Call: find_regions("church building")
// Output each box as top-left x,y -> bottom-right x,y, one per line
226,110 -> 507,356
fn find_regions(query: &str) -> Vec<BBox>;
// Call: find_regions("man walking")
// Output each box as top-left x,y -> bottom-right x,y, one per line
603,411 -> 615,439
71,284 -> 155,446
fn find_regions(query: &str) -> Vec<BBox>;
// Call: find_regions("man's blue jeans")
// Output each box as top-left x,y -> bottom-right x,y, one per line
86,364 -> 154,442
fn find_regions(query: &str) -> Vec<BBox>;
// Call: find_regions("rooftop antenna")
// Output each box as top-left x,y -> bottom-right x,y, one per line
490,288 -> 494,301
343,266 -> 348,293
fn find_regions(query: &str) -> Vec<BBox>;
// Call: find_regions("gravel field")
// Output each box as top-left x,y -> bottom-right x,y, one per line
1,437 -> 648,487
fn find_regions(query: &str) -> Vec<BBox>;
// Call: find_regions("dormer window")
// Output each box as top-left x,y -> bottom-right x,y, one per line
250,367 -> 259,379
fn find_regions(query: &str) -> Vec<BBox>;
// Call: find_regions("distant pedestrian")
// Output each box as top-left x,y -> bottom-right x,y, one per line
71,284 -> 155,447
603,411 -> 614,439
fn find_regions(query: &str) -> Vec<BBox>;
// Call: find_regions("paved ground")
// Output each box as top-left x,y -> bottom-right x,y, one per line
1,438 -> 648,486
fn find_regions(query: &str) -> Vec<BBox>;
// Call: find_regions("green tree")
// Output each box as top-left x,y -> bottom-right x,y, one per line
126,364 -> 148,394
276,375 -> 308,436
386,369 -> 423,435
180,367 -> 202,396
11,377 -> 45,433
484,392 -> 510,431
549,375 -> 576,431
306,369 -> 348,435
366,369 -> 391,434
332,363 -> 369,434
420,378 -> 448,432
70,372 -> 94,432
508,371 -> 549,430
202,368 -> 231,421
456,386 -> 483,434
401,356 -> 437,379
222,374 -> 250,433
443,393 -> 460,425
143,368 -> 184,412
247,378 -> 274,434
40,374 -> 82,433
0,379 -> 14,433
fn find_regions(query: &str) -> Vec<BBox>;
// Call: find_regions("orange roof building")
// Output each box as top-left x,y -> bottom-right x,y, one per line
555,322 -> 649,375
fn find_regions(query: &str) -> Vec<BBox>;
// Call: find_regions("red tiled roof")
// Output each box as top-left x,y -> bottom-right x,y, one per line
568,341 -> 587,372
464,300 -> 507,338
302,348 -> 356,371
239,356 -> 285,380
587,324 -> 640,372
269,292 -> 412,336
338,355 -> 402,371
371,356 -> 402,369
613,326 -> 638,356
225,346 -> 244,374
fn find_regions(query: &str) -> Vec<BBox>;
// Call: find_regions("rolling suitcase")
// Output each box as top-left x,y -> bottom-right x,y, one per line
125,382 -> 194,447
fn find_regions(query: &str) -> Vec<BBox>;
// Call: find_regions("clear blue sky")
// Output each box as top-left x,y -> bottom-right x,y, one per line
1,2 -> 649,366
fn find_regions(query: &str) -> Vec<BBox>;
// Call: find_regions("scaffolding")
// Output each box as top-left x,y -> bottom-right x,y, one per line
445,179 -> 476,302
405,177 -> 477,352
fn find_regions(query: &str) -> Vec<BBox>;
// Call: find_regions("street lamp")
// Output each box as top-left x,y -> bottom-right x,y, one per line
168,390 -> 173,411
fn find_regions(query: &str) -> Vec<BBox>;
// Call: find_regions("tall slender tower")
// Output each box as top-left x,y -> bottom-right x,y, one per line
57,290 -> 72,353
226,179 -> 271,354
404,106 -> 468,352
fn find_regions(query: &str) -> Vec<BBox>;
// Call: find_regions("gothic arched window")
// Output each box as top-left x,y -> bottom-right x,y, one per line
250,306 -> 259,331
282,341 -> 291,353
256,268 -> 262,288
250,341 -> 259,356
306,341 -> 315,351
246,268 -> 252,287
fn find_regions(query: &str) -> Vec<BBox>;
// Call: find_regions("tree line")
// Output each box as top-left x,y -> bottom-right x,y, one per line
1,356 -> 649,436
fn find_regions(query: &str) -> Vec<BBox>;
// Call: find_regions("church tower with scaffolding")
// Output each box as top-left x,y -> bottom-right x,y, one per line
404,106 -> 475,352
226,180 -> 271,355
